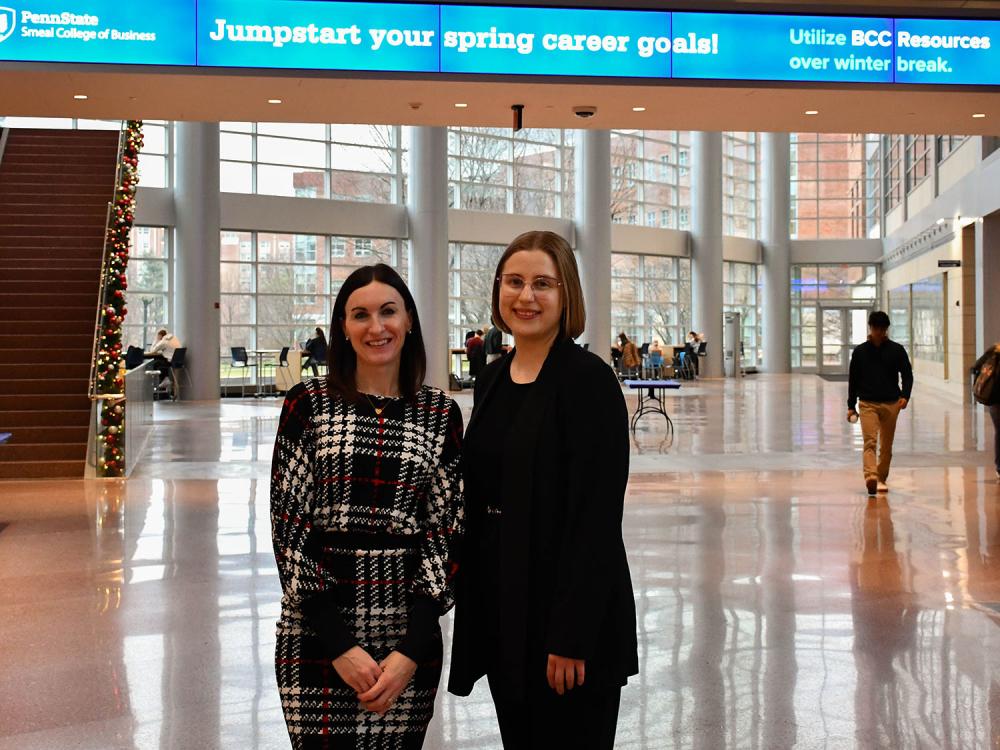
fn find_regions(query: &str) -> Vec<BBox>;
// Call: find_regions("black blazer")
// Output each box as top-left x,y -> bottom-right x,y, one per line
448,337 -> 638,699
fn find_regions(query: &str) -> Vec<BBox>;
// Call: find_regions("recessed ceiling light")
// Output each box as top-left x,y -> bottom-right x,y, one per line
936,218 -> 946,225
804,109 -> 819,115
973,113 -> 987,118
454,103 -> 468,108
632,106 -> 646,112
73,94 -> 88,100
268,98 -> 282,104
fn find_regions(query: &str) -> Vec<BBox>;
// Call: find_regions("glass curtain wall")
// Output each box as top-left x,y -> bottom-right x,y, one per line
448,242 -> 505,349
611,253 -> 691,350
723,261 -> 761,366
938,135 -> 969,162
791,133 -> 877,239
887,277 -> 946,365
883,134 -> 905,214
722,132 -> 759,238
906,135 -> 934,192
447,128 -> 572,218
123,226 -> 171,350
220,123 -> 402,202
219,231 -> 404,379
610,130 -> 690,229
791,264 -> 879,369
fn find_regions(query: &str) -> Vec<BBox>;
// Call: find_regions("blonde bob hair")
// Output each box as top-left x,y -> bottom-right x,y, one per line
491,230 -> 586,340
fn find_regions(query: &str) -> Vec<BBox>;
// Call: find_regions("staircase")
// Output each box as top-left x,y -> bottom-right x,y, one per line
0,128 -> 120,479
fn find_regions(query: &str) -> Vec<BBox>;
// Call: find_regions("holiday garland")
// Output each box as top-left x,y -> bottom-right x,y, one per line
95,120 -> 143,478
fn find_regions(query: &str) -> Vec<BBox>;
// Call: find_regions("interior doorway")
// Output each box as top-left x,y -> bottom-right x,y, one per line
818,306 -> 871,376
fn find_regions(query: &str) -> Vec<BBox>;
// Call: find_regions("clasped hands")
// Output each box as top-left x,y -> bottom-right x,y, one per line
335,647 -> 586,711
333,646 -> 416,715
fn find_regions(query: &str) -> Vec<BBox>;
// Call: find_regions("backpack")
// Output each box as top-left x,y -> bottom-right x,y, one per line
973,351 -> 1000,405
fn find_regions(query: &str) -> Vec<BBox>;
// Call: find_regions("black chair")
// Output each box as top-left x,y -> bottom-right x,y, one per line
169,347 -> 192,401
228,347 -> 257,398
272,346 -> 291,394
697,341 -> 708,377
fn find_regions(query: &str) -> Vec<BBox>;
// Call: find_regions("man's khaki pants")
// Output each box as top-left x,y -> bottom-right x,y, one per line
859,400 -> 902,484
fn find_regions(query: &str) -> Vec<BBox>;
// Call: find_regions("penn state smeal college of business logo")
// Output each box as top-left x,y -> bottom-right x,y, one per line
0,7 -> 15,43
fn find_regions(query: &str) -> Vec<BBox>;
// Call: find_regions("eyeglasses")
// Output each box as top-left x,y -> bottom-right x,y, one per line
497,274 -> 562,294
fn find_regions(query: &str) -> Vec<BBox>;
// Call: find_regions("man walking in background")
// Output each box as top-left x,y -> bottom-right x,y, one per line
847,311 -> 914,497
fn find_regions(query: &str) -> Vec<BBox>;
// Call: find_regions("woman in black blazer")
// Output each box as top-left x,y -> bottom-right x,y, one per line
449,230 -> 637,747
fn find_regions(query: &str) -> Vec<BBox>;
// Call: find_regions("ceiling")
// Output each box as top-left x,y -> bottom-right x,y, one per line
1,66 -> 998,135
1,1 -> 1000,134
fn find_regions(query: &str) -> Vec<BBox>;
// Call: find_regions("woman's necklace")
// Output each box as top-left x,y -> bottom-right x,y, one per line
362,392 -> 391,416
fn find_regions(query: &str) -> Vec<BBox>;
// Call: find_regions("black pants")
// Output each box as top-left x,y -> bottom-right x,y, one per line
149,355 -> 171,382
990,404 -> 1000,473
487,673 -> 621,749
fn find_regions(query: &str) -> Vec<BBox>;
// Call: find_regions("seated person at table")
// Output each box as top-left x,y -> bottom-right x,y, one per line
685,331 -> 703,376
466,329 -> 486,378
300,327 -> 328,377
145,329 -> 181,386
649,339 -> 665,374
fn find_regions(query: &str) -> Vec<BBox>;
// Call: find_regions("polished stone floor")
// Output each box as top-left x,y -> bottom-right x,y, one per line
1,374 -> 999,749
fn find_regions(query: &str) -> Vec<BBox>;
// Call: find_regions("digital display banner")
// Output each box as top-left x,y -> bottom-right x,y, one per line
893,18 -> 1000,85
439,5 -> 671,78
0,0 -> 195,65
672,13 -> 895,83
197,0 -> 439,72
1,0 -> 999,87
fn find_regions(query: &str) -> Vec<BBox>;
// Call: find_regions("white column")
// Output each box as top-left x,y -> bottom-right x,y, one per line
574,129 -> 612,362
691,132 -> 724,377
407,127 -> 449,390
761,132 -> 792,373
173,122 -> 221,401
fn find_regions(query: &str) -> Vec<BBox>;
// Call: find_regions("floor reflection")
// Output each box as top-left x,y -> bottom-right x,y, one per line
0,375 -> 998,749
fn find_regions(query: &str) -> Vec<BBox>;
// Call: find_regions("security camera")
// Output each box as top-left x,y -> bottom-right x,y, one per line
573,106 -> 598,119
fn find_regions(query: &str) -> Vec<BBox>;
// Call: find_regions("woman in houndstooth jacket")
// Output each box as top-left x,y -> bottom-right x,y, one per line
271,263 -> 463,749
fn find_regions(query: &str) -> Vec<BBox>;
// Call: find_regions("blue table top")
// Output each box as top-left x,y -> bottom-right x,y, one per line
624,379 -> 681,389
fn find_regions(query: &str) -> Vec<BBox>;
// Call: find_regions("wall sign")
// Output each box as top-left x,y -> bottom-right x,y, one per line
0,0 -> 998,87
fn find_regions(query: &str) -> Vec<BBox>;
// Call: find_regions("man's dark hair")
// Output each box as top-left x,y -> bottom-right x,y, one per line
475,329 -> 483,336
868,311 -> 891,329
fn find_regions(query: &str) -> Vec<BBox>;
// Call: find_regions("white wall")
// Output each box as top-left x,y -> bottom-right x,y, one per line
882,231 -> 975,403
937,138 -> 979,195
448,209 -> 573,246
790,239 -> 883,265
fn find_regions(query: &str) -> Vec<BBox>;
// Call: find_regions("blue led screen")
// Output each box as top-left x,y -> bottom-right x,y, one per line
0,0 -> 999,86
0,0 -> 195,65
671,13 -> 895,83
893,18 -> 1000,85
439,5 -> 671,78
197,0 -> 439,72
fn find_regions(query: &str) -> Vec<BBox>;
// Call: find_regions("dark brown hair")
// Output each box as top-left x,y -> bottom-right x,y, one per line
490,230 -> 585,340
326,264 -> 426,401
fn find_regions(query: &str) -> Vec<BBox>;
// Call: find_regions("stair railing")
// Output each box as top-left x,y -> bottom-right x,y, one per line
88,122 -> 128,402
0,127 -> 9,164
